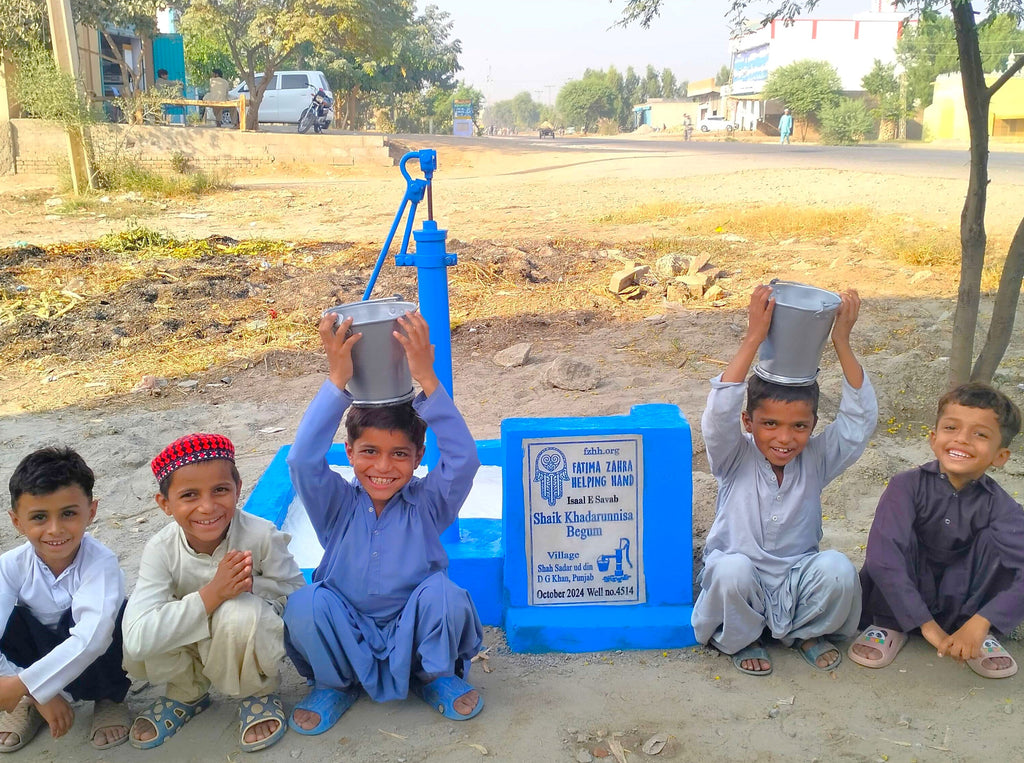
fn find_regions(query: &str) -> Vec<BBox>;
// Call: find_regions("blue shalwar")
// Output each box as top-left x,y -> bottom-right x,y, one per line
283,382 -> 483,702
692,373 -> 878,654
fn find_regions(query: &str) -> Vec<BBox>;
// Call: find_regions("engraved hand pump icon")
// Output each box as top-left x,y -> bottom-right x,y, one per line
596,538 -> 632,583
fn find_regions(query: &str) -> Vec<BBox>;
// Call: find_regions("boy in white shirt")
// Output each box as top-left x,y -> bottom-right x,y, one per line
0,447 -> 130,752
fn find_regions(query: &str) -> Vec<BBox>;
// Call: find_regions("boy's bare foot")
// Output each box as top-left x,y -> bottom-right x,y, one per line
90,699 -> 130,749
851,642 -> 882,662
800,637 -> 840,669
454,689 -> 479,715
739,657 -> 772,673
130,716 -> 158,743
730,642 -> 772,675
243,717 -> 280,743
292,708 -> 318,731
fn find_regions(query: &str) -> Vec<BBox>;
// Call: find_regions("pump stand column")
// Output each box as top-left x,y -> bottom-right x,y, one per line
397,220 -> 459,542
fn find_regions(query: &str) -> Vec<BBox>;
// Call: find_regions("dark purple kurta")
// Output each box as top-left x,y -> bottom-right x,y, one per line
860,461 -> 1024,635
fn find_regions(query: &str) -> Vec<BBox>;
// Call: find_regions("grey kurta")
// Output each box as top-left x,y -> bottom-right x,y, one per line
692,373 -> 878,651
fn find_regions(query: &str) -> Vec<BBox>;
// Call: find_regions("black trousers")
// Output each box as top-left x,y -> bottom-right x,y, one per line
0,601 -> 130,703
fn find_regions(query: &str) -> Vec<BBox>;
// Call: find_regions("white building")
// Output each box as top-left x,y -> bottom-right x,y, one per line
729,1 -> 915,132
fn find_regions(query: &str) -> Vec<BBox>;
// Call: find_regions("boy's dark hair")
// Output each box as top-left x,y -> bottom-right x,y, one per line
212,68 -> 223,78
345,403 -> 427,451
157,69 -> 168,78
937,382 -> 1022,448
158,461 -> 241,498
746,374 -> 820,419
9,447 -> 95,508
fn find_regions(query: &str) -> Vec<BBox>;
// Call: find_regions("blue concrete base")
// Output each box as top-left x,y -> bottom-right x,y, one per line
504,604 -> 696,653
446,518 -> 503,626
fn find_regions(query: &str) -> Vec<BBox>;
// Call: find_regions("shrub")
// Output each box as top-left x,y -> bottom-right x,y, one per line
819,98 -> 874,145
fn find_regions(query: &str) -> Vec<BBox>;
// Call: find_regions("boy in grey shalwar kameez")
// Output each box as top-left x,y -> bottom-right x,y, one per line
692,285 -> 877,675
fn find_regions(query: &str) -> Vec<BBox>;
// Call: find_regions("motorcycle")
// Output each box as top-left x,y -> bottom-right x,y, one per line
297,87 -> 333,134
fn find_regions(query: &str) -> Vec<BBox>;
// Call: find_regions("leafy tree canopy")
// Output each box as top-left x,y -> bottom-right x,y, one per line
762,58 -> 840,118
557,75 -> 619,132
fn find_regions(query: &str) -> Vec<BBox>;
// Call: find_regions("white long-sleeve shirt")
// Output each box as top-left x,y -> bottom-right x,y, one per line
0,535 -> 124,704
123,509 -> 304,661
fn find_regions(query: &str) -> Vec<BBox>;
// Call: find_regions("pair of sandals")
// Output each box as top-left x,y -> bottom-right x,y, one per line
130,692 -> 287,753
731,637 -> 842,676
0,698 -> 130,753
288,674 -> 483,736
847,624 -> 1020,678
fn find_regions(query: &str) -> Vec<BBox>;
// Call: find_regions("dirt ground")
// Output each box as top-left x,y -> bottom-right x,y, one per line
1,135 -> 1024,762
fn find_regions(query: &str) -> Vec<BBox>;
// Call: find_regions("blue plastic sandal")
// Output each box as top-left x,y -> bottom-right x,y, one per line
238,694 -> 287,752
413,675 -> 483,721
287,686 -> 359,736
129,694 -> 211,750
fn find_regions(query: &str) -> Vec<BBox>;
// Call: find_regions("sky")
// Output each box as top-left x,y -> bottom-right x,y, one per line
423,0 -> 879,105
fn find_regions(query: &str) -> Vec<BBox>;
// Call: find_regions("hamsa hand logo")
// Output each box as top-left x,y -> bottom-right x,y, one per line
534,447 -> 568,507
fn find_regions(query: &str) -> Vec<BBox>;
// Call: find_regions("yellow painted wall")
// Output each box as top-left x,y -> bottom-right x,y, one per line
924,73 -> 1024,140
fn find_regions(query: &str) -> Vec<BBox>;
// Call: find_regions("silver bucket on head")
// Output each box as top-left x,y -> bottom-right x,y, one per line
754,279 -> 841,386
324,296 -> 418,406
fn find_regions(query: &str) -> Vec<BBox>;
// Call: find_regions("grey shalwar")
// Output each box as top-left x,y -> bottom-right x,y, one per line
692,373 -> 878,654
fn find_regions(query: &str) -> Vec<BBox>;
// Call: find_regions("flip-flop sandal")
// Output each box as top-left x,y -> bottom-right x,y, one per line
129,693 -> 211,750
238,694 -> 287,753
412,675 -> 483,720
90,699 -> 131,750
730,642 -> 773,676
796,638 -> 842,672
287,686 -> 359,736
0,697 -> 44,753
847,625 -> 908,669
967,635 -> 1019,679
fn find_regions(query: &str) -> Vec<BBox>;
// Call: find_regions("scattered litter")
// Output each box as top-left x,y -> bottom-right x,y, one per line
641,733 -> 669,755
776,696 -> 795,705
83,381 -> 108,388
135,517 -> 147,524
259,426 -> 285,434
176,379 -> 199,389
471,646 -> 492,673
462,742 -> 487,755
768,707 -> 780,719
378,729 -> 407,740
607,738 -> 628,763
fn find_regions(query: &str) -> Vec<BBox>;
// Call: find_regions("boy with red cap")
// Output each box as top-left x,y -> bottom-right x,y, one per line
122,433 -> 305,753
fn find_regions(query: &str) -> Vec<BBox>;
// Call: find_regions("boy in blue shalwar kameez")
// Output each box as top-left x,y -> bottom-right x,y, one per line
283,310 -> 484,735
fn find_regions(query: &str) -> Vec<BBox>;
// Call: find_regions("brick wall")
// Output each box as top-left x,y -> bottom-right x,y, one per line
6,119 -> 394,175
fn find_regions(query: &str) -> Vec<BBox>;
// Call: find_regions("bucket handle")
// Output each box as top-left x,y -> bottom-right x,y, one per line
767,279 -> 841,318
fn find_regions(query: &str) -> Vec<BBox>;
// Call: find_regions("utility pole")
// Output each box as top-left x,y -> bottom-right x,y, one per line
46,0 -> 94,192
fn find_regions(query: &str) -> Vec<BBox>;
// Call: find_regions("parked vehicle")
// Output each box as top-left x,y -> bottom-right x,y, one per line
298,88 -> 334,134
228,70 -> 331,124
538,120 -> 555,138
699,116 -> 737,133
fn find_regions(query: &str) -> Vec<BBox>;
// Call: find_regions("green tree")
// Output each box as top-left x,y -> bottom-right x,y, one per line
557,76 -> 618,132
182,0 -> 408,130
762,59 -> 841,141
620,0 -> 1024,386
0,0 -> 46,51
643,64 -> 662,98
715,64 -> 732,86
661,67 -> 678,98
624,65 -> 641,105
818,97 -> 874,144
181,23 -> 238,93
896,12 -> 959,108
861,59 -> 907,138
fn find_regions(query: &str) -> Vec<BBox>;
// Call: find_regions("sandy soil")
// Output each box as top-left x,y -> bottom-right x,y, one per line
1,135 -> 1024,762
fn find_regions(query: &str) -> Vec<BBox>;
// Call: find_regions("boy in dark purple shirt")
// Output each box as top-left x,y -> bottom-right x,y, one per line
849,383 -> 1023,678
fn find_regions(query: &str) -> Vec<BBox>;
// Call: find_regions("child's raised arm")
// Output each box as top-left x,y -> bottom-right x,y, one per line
320,313 -> 362,392
831,289 -> 865,389
722,284 -> 774,383
395,311 -> 440,397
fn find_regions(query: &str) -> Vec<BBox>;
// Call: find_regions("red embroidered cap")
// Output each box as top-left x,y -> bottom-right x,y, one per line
151,433 -> 235,483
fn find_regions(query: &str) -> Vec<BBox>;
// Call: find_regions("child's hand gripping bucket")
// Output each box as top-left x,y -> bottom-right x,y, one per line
324,296 -> 418,405
754,280 -> 841,386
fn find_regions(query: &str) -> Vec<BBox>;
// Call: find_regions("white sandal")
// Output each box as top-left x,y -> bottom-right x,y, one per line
0,697 -> 44,753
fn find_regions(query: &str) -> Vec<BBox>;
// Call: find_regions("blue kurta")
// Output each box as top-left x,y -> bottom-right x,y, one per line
283,381 -> 483,702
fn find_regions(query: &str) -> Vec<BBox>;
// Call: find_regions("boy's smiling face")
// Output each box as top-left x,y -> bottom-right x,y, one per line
346,427 -> 423,514
156,459 -> 240,555
742,398 -> 817,477
10,484 -> 97,576
930,402 -> 1010,490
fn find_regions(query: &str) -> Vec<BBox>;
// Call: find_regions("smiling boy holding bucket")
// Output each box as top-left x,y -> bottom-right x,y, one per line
692,283 -> 878,675
283,308 -> 484,734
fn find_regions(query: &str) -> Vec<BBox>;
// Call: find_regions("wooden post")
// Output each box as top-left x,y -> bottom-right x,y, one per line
0,50 -> 20,120
46,0 -> 94,192
238,95 -> 247,131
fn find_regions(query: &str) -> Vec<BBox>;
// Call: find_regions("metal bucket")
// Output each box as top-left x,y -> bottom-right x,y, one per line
324,296 -> 418,405
754,280 -> 841,386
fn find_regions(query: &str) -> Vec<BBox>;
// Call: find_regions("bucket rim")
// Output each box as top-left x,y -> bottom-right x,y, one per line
753,364 -> 820,386
324,300 -> 419,327
768,279 -> 841,309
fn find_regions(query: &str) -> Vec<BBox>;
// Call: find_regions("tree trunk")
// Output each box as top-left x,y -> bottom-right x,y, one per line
948,0 -> 990,388
972,215 -> 1024,382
